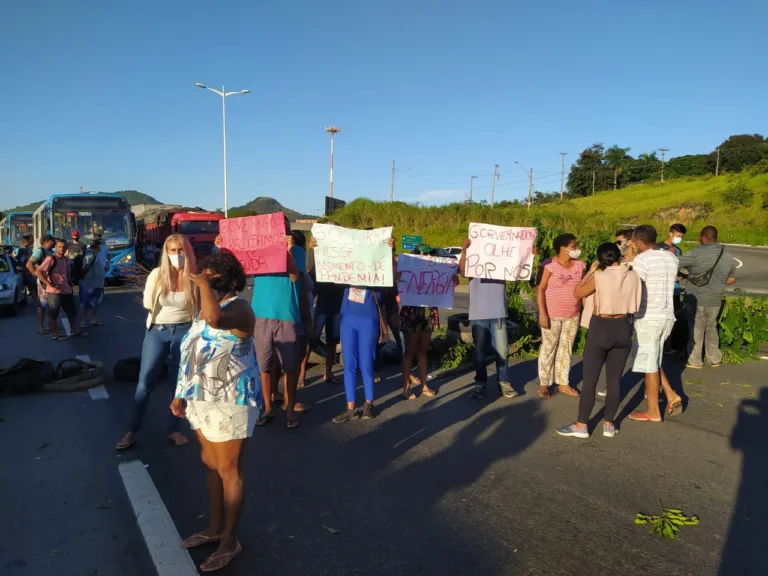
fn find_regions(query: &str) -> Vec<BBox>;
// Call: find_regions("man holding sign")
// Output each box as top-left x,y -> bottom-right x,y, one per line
459,223 -> 537,400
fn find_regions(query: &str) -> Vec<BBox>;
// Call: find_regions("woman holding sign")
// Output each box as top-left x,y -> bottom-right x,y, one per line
332,237 -> 396,424
536,233 -> 585,399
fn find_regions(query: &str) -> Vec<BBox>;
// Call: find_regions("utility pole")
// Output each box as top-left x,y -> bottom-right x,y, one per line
324,126 -> 342,198
469,175 -> 476,205
715,148 -> 720,176
560,152 -> 567,200
490,164 -> 499,208
592,170 -> 596,195
527,168 -> 533,209
78,185 -> 83,194
658,148 -> 669,182
390,159 -> 395,202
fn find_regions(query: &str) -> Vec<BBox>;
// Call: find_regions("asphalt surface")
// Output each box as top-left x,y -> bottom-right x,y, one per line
724,245 -> 768,293
2,289 -> 768,575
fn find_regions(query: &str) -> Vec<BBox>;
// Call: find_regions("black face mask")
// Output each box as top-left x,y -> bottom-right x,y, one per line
209,278 -> 235,294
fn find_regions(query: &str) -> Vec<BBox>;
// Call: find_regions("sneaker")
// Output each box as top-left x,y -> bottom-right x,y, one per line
361,402 -> 376,420
597,388 -> 607,398
602,422 -> 618,438
498,382 -> 519,398
686,363 -> 703,370
556,423 -> 589,439
470,383 -> 485,399
332,408 -> 359,424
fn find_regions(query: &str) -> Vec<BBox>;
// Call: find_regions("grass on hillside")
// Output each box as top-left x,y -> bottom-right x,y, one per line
331,172 -> 768,248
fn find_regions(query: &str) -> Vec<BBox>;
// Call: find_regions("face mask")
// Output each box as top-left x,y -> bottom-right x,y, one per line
672,237 -> 682,245
168,253 -> 184,269
618,244 -> 628,255
568,249 -> 581,259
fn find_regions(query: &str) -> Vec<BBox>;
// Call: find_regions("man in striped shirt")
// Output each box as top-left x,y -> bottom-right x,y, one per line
678,226 -> 737,369
628,225 -> 684,423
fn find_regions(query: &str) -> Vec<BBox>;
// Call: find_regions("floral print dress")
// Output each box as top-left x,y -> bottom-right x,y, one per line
175,297 -> 262,440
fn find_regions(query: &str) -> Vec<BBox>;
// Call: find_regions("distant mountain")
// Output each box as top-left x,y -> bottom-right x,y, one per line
3,190 -> 161,213
228,197 -> 314,220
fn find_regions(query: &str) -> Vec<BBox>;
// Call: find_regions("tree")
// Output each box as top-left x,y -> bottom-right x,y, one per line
604,145 -> 631,190
566,143 -> 613,197
707,134 -> 768,174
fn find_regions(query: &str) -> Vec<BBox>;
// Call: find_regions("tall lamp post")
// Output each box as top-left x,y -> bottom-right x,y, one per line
195,83 -> 250,217
324,126 -> 342,198
514,160 -> 534,209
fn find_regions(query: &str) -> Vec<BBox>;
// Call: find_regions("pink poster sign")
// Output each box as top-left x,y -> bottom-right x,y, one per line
219,212 -> 287,275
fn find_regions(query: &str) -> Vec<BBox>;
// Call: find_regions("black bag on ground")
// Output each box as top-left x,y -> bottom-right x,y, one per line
0,358 -> 56,395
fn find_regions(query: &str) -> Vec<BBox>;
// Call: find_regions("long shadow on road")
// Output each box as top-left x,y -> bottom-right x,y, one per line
720,387 -> 768,575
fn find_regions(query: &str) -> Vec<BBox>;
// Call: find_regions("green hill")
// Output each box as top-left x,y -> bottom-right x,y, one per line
228,196 -> 314,221
3,190 -> 160,213
331,171 -> 768,247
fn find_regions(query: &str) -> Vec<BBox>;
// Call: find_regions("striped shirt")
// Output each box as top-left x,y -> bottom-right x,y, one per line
543,258 -> 585,318
678,243 -> 736,307
632,249 -> 678,320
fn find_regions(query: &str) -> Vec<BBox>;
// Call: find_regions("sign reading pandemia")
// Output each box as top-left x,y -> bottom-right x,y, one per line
312,223 -> 393,287
397,253 -> 458,309
219,212 -> 287,275
464,223 -> 537,281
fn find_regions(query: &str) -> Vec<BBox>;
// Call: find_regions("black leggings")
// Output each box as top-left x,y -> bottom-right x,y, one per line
577,316 -> 632,424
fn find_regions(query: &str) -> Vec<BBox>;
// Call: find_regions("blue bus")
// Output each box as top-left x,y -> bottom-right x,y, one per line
0,211 -> 33,248
32,193 -> 136,279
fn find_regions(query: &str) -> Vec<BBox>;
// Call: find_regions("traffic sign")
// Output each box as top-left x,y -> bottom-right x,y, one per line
401,234 -> 423,251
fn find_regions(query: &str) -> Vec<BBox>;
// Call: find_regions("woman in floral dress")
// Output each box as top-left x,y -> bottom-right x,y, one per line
171,251 -> 261,573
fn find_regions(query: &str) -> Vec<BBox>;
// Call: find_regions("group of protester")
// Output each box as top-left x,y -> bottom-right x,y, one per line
15,230 -> 107,340
102,216 -> 736,572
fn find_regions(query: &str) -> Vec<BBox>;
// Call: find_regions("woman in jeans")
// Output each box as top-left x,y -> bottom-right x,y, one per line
116,234 -> 198,449
536,233 -> 585,398
556,242 -> 641,439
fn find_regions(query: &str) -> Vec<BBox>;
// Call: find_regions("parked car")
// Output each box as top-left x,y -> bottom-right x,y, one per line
437,246 -> 462,258
0,250 -> 25,315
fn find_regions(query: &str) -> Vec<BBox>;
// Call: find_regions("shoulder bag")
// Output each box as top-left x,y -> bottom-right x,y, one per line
687,247 -> 724,288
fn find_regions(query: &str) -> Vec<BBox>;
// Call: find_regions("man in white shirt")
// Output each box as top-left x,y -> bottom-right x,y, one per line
629,225 -> 684,423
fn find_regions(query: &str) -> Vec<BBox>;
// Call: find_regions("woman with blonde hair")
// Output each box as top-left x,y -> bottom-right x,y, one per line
116,234 -> 199,450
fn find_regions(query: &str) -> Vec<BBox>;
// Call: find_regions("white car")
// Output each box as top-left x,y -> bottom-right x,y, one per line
0,251 -> 25,315
438,246 -> 462,257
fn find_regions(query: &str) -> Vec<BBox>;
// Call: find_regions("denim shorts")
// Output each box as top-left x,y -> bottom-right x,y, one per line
79,287 -> 103,310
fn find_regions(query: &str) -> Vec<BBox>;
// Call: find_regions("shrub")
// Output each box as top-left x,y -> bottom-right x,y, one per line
747,159 -> 768,176
722,182 -> 754,207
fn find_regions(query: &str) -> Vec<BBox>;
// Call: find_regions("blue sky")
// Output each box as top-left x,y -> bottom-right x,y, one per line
1,0 -> 765,213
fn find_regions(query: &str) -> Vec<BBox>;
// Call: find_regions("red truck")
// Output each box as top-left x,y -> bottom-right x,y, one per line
135,209 -> 224,260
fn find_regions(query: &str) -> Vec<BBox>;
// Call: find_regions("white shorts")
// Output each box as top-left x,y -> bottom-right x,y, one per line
186,401 -> 258,442
632,318 -> 675,374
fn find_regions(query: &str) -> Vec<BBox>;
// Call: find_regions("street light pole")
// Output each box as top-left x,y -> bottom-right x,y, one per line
324,126 -> 341,198
514,160 -> 533,209
195,83 -> 250,218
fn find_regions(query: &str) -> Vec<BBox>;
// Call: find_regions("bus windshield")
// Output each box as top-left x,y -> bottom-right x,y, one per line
52,210 -> 133,247
178,220 -> 220,235
9,214 -> 32,245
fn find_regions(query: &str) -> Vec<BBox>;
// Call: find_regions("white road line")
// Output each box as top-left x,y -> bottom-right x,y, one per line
392,427 -> 426,449
734,257 -> 743,269
77,354 -> 109,400
118,460 -> 198,576
315,384 -> 363,404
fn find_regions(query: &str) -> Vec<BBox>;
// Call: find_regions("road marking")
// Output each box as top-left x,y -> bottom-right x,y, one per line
77,354 -> 109,400
118,460 -> 198,576
734,257 -> 743,269
392,427 -> 426,449
315,384 -> 363,404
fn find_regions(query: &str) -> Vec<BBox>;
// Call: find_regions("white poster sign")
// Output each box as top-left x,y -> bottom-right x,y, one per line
311,224 -> 393,287
464,223 -> 537,281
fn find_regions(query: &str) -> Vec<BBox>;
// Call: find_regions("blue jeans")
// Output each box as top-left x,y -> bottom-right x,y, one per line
471,318 -> 510,384
340,315 -> 378,404
129,322 -> 191,435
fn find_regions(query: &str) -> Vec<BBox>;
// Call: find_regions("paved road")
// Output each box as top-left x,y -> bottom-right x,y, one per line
725,245 -> 768,293
2,289 -> 768,575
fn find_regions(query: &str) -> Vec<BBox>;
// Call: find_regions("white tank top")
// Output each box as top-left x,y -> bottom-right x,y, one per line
154,291 -> 190,324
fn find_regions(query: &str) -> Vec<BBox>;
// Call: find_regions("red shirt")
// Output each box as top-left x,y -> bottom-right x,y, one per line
38,255 -> 73,295
543,258 -> 584,318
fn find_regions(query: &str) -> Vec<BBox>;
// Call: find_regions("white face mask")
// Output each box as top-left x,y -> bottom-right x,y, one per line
568,249 -> 581,259
672,237 -> 683,245
168,253 -> 185,269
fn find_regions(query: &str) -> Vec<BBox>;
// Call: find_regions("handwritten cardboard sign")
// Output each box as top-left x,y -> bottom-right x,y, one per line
311,223 -> 393,287
464,223 -> 536,281
219,212 -> 286,275
397,253 -> 458,309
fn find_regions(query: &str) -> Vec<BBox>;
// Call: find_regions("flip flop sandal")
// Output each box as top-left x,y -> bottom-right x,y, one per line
628,412 -> 662,423
403,389 -> 417,400
116,437 -> 136,450
91,321 -> 104,327
422,387 -> 437,398
200,541 -> 242,572
38,329 -> 52,335
323,375 -> 341,384
558,386 -> 579,397
667,401 -> 684,417
255,412 -> 275,427
71,331 -> 88,337
285,418 -> 300,430
168,433 -> 189,446
52,335 -> 69,341
181,533 -> 222,549
538,387 -> 551,399
281,402 -> 312,413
